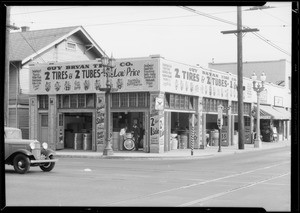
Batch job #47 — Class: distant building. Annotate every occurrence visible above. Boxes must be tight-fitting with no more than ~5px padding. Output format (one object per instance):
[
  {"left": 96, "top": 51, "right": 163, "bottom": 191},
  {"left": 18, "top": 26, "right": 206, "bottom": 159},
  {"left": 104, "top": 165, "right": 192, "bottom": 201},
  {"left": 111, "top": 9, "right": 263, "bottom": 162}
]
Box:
[
  {"left": 208, "top": 59, "right": 291, "bottom": 90},
  {"left": 8, "top": 26, "right": 105, "bottom": 138}
]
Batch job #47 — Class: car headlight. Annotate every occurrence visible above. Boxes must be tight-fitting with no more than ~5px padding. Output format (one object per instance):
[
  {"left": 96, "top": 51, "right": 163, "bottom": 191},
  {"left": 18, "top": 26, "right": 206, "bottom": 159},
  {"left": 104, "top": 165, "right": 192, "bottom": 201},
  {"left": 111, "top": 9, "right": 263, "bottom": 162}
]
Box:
[
  {"left": 42, "top": 142, "right": 48, "bottom": 149},
  {"left": 29, "top": 142, "right": 36, "bottom": 149}
]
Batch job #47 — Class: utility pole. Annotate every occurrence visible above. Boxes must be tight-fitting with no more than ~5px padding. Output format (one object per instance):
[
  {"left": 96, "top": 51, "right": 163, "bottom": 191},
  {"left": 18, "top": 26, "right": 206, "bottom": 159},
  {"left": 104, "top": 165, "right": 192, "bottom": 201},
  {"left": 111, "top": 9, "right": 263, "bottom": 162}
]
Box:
[
  {"left": 5, "top": 6, "right": 10, "bottom": 127},
  {"left": 221, "top": 6, "right": 259, "bottom": 149}
]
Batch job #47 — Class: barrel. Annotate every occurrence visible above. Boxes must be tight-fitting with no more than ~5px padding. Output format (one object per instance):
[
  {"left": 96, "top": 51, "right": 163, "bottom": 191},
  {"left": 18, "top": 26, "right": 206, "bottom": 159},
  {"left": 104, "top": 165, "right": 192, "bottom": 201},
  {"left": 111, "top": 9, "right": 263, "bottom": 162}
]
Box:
[
  {"left": 211, "top": 130, "right": 219, "bottom": 146},
  {"left": 171, "top": 134, "right": 178, "bottom": 150},
  {"left": 179, "top": 134, "right": 188, "bottom": 149},
  {"left": 83, "top": 133, "right": 92, "bottom": 150},
  {"left": 74, "top": 133, "right": 83, "bottom": 150}
]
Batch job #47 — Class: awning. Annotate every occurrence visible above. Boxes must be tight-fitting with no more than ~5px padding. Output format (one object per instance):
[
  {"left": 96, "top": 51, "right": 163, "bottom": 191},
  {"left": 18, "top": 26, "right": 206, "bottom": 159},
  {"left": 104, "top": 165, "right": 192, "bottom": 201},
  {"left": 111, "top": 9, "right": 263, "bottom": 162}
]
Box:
[
  {"left": 253, "top": 105, "right": 290, "bottom": 120},
  {"left": 273, "top": 107, "right": 291, "bottom": 120}
]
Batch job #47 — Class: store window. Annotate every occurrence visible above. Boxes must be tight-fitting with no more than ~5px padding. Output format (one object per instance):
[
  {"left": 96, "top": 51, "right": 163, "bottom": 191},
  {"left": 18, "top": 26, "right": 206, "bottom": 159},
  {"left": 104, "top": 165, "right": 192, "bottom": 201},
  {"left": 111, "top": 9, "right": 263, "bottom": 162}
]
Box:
[
  {"left": 78, "top": 94, "right": 85, "bottom": 108},
  {"left": 185, "top": 96, "right": 189, "bottom": 109},
  {"left": 170, "top": 94, "right": 175, "bottom": 109},
  {"left": 38, "top": 95, "right": 48, "bottom": 109},
  {"left": 63, "top": 95, "right": 70, "bottom": 108},
  {"left": 165, "top": 93, "right": 170, "bottom": 108},
  {"left": 70, "top": 95, "right": 78, "bottom": 108},
  {"left": 58, "top": 94, "right": 95, "bottom": 109},
  {"left": 112, "top": 93, "right": 119, "bottom": 107},
  {"left": 111, "top": 92, "right": 149, "bottom": 108},
  {"left": 213, "top": 99, "right": 217, "bottom": 112},
  {"left": 209, "top": 99, "right": 213, "bottom": 112},
  {"left": 232, "top": 101, "right": 238, "bottom": 114},
  {"left": 164, "top": 93, "right": 196, "bottom": 110},
  {"left": 129, "top": 93, "right": 137, "bottom": 107},
  {"left": 175, "top": 95, "right": 180, "bottom": 108},
  {"left": 66, "top": 41, "right": 77, "bottom": 51},
  {"left": 120, "top": 93, "right": 128, "bottom": 107},
  {"left": 86, "top": 94, "right": 95, "bottom": 108},
  {"left": 138, "top": 93, "right": 146, "bottom": 107},
  {"left": 203, "top": 98, "right": 228, "bottom": 112},
  {"left": 180, "top": 95, "right": 185, "bottom": 109}
]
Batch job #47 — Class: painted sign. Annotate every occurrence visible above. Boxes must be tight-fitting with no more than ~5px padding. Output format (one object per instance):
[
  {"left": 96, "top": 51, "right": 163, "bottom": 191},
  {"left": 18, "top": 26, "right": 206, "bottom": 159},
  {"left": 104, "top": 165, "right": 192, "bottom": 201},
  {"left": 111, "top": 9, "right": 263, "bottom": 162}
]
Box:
[
  {"left": 29, "top": 59, "right": 159, "bottom": 94},
  {"left": 159, "top": 58, "right": 253, "bottom": 101},
  {"left": 260, "top": 89, "right": 268, "bottom": 104},
  {"left": 96, "top": 96, "right": 105, "bottom": 145},
  {"left": 159, "top": 117, "right": 164, "bottom": 145},
  {"left": 200, "top": 69, "right": 230, "bottom": 99},
  {"left": 274, "top": 96, "right": 283, "bottom": 107},
  {"left": 243, "top": 78, "right": 253, "bottom": 102},
  {"left": 29, "top": 57, "right": 253, "bottom": 102},
  {"left": 160, "top": 60, "right": 201, "bottom": 96},
  {"left": 150, "top": 115, "right": 160, "bottom": 144}
]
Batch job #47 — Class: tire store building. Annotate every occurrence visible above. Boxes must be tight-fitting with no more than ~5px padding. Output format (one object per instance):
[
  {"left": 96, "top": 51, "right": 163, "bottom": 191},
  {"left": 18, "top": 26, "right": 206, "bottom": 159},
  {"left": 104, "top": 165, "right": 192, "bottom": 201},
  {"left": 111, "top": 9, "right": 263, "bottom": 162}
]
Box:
[{"left": 28, "top": 55, "right": 291, "bottom": 153}]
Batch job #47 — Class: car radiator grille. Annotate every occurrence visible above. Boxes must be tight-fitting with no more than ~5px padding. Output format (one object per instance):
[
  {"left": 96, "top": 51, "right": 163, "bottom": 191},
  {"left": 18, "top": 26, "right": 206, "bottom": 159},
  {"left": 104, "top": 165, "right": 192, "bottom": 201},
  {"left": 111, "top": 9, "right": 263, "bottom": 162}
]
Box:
[{"left": 32, "top": 142, "right": 41, "bottom": 160}]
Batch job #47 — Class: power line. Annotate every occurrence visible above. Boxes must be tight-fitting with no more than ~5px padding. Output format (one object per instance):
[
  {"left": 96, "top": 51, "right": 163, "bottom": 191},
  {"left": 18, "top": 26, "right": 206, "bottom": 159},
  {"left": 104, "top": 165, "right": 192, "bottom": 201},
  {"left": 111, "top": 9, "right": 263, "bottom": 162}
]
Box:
[
  {"left": 179, "top": 6, "right": 291, "bottom": 56},
  {"left": 250, "top": 31, "right": 291, "bottom": 56},
  {"left": 258, "top": 9, "right": 289, "bottom": 24},
  {"left": 85, "top": 14, "right": 199, "bottom": 27},
  {"left": 11, "top": 6, "right": 80, "bottom": 15}
]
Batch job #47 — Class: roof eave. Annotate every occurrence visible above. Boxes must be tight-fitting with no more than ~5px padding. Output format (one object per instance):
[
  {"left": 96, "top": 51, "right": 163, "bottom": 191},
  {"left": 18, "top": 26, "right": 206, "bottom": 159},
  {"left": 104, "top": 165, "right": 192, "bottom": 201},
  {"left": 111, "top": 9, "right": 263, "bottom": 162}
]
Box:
[{"left": 21, "top": 26, "right": 105, "bottom": 65}]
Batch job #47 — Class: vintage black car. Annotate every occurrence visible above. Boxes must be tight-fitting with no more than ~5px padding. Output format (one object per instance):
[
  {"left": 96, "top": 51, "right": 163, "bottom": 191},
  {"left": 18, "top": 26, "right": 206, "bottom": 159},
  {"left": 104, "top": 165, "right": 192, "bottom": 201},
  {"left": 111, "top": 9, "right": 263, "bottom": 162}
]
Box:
[{"left": 4, "top": 127, "right": 58, "bottom": 174}]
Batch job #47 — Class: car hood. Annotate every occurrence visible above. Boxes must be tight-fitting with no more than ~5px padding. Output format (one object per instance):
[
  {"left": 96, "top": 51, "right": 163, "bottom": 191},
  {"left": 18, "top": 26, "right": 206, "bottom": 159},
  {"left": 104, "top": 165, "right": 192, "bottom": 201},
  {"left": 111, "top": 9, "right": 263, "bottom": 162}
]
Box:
[{"left": 5, "top": 138, "right": 39, "bottom": 145}]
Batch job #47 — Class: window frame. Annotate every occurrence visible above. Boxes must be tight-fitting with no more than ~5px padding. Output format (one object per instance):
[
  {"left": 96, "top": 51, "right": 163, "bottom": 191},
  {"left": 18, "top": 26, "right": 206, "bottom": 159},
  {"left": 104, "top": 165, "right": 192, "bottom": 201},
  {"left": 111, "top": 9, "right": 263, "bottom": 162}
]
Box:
[{"left": 66, "top": 41, "right": 77, "bottom": 51}]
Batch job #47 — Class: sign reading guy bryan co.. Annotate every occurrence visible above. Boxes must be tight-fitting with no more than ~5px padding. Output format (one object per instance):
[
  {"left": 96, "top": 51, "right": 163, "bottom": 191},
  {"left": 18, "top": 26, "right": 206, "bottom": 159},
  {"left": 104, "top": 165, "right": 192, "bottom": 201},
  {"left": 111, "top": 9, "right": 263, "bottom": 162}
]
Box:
[{"left": 29, "top": 59, "right": 159, "bottom": 94}]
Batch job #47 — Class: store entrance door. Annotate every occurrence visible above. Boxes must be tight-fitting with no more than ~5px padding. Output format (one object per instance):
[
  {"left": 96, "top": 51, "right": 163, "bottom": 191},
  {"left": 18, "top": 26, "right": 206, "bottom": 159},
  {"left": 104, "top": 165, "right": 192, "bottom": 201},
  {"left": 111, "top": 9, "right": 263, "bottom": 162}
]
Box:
[
  {"left": 63, "top": 113, "right": 93, "bottom": 150},
  {"left": 39, "top": 114, "right": 48, "bottom": 143},
  {"left": 113, "top": 111, "right": 147, "bottom": 151}
]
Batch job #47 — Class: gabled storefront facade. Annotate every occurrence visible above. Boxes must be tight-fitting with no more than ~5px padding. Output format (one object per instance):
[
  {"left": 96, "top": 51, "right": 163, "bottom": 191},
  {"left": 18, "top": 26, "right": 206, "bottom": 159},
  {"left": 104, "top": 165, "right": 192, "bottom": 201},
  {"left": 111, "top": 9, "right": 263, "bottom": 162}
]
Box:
[{"left": 7, "top": 26, "right": 105, "bottom": 139}]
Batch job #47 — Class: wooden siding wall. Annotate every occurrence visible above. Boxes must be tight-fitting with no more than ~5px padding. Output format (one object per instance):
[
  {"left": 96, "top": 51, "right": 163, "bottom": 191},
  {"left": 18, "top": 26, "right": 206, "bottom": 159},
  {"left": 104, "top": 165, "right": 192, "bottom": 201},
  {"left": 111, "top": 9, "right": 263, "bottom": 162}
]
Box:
[
  {"left": 9, "top": 31, "right": 101, "bottom": 140},
  {"left": 8, "top": 107, "right": 29, "bottom": 139},
  {"left": 9, "top": 63, "right": 20, "bottom": 104}
]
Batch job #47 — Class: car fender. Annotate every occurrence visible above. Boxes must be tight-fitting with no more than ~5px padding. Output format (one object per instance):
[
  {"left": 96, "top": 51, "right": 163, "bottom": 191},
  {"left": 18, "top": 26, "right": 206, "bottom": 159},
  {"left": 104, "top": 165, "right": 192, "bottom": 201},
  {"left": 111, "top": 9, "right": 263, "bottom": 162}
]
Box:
[
  {"left": 41, "top": 149, "right": 56, "bottom": 157},
  {"left": 5, "top": 149, "right": 33, "bottom": 164}
]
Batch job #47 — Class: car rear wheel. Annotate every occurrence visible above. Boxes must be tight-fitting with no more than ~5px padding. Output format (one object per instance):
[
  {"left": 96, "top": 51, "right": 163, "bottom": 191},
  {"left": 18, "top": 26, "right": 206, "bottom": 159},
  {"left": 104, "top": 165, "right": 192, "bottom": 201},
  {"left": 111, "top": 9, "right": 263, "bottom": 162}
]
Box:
[
  {"left": 13, "top": 154, "right": 30, "bottom": 174},
  {"left": 39, "top": 155, "right": 55, "bottom": 172}
]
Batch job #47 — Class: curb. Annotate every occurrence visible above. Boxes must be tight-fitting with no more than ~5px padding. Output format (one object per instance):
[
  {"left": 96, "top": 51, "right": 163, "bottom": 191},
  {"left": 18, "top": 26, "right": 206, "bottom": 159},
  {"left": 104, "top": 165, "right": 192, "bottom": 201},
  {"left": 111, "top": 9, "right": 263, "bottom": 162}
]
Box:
[{"left": 54, "top": 141, "right": 290, "bottom": 160}]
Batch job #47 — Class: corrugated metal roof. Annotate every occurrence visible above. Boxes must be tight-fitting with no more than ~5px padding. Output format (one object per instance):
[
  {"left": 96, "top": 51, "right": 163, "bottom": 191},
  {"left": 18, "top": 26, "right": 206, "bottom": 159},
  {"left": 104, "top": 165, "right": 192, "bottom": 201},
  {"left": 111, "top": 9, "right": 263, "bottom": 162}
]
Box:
[{"left": 9, "top": 26, "right": 80, "bottom": 62}]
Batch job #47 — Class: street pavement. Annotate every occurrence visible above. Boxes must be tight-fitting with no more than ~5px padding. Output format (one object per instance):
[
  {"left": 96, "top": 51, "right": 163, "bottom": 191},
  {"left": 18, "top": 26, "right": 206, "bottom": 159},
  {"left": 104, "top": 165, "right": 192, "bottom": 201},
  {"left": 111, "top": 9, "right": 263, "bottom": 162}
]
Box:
[{"left": 54, "top": 139, "right": 291, "bottom": 159}]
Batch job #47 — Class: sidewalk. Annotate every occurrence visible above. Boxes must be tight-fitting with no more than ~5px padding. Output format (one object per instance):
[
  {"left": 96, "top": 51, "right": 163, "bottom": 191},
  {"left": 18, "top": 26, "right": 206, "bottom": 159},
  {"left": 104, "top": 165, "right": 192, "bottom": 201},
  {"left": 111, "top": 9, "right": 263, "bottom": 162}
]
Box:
[{"left": 54, "top": 140, "right": 290, "bottom": 160}]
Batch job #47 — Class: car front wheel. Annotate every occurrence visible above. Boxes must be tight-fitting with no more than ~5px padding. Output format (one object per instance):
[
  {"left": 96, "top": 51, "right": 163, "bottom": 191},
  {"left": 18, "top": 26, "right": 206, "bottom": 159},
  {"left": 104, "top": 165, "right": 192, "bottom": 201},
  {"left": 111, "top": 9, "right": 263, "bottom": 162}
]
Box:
[
  {"left": 40, "top": 155, "right": 55, "bottom": 172},
  {"left": 13, "top": 154, "right": 30, "bottom": 174}
]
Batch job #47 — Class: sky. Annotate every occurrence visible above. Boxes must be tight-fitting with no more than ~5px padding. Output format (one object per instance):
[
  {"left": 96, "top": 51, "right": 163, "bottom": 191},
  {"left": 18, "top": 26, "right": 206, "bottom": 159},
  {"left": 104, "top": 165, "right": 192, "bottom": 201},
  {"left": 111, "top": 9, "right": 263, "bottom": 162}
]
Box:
[{"left": 9, "top": 2, "right": 292, "bottom": 68}]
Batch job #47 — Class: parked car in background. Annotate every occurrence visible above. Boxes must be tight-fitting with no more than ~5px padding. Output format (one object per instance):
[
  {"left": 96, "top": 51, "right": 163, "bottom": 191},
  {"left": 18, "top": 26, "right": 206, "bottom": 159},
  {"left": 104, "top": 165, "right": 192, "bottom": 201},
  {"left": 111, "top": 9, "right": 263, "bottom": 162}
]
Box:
[{"left": 4, "top": 127, "right": 58, "bottom": 174}]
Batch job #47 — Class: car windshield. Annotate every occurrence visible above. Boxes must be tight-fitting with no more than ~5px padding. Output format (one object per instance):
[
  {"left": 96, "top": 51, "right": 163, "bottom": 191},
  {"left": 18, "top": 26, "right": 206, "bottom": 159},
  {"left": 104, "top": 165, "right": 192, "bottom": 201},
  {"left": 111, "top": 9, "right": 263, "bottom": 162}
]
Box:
[{"left": 5, "top": 129, "right": 22, "bottom": 139}]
